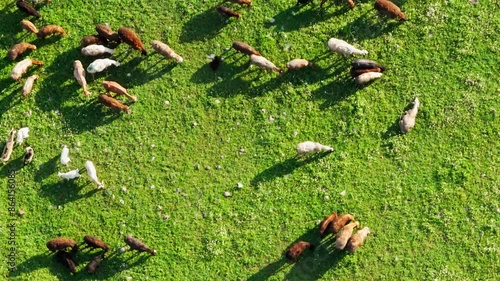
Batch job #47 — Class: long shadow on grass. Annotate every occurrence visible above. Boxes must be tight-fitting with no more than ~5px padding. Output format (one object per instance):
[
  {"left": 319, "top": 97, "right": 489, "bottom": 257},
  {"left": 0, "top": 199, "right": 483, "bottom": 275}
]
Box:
[
  {"left": 248, "top": 226, "right": 347, "bottom": 280},
  {"left": 336, "top": 11, "right": 404, "bottom": 42},
  {"left": 39, "top": 179, "right": 101, "bottom": 206},
  {"left": 9, "top": 251, "right": 152, "bottom": 280},
  {"left": 266, "top": 4, "right": 343, "bottom": 32},
  {"left": 179, "top": 8, "right": 229, "bottom": 43},
  {"left": 251, "top": 152, "right": 332, "bottom": 186}
]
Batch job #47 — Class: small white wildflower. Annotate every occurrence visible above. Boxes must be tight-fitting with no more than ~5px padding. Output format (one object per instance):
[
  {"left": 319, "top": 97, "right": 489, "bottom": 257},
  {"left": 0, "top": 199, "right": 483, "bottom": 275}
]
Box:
[
  {"left": 324, "top": 195, "right": 330, "bottom": 201},
  {"left": 151, "top": 185, "right": 155, "bottom": 189},
  {"left": 164, "top": 100, "right": 170, "bottom": 105},
  {"left": 127, "top": 73, "right": 131, "bottom": 77},
  {"left": 237, "top": 183, "right": 243, "bottom": 189},
  {"left": 269, "top": 116, "right": 275, "bottom": 122},
  {"left": 224, "top": 191, "right": 232, "bottom": 197},
  {"left": 121, "top": 187, "right": 127, "bottom": 192},
  {"left": 119, "top": 199, "right": 124, "bottom": 204},
  {"left": 269, "top": 18, "right": 275, "bottom": 24},
  {"left": 340, "top": 190, "right": 346, "bottom": 196},
  {"left": 215, "top": 99, "right": 220, "bottom": 104},
  {"left": 293, "top": 131, "right": 298, "bottom": 137}
]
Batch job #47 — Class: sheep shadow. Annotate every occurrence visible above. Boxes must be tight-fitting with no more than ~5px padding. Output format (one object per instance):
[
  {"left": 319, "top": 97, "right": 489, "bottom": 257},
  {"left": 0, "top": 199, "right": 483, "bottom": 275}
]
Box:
[
  {"left": 8, "top": 251, "right": 152, "bottom": 281},
  {"left": 38, "top": 178, "right": 101, "bottom": 206},
  {"left": 266, "top": 4, "right": 341, "bottom": 32},
  {"left": 179, "top": 8, "right": 229, "bottom": 43},
  {"left": 251, "top": 152, "right": 332, "bottom": 186},
  {"left": 336, "top": 11, "right": 404, "bottom": 42},
  {"left": 0, "top": 78, "right": 24, "bottom": 121},
  {"left": 60, "top": 100, "right": 122, "bottom": 135},
  {"left": 247, "top": 226, "right": 348, "bottom": 280}
]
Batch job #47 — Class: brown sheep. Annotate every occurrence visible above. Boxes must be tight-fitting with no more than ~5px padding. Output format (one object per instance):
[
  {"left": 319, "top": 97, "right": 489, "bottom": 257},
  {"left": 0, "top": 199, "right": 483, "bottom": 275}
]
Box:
[
  {"left": 329, "top": 213, "right": 354, "bottom": 235},
  {"left": 102, "top": 81, "right": 137, "bottom": 102},
  {"left": 285, "top": 241, "right": 315, "bottom": 261},
  {"left": 46, "top": 237, "right": 78, "bottom": 253},
  {"left": 319, "top": 212, "right": 337, "bottom": 237},
  {"left": 124, "top": 235, "right": 157, "bottom": 255},
  {"left": 374, "top": 0, "right": 406, "bottom": 21},
  {"left": 335, "top": 221, "right": 359, "bottom": 250},
  {"left": 84, "top": 235, "right": 109, "bottom": 252},
  {"left": 118, "top": 26, "right": 147, "bottom": 55},
  {"left": 20, "top": 19, "right": 38, "bottom": 34},
  {"left": 217, "top": 6, "right": 241, "bottom": 18},
  {"left": 95, "top": 24, "right": 121, "bottom": 43},
  {"left": 37, "top": 25, "right": 66, "bottom": 39},
  {"left": 98, "top": 94, "right": 131, "bottom": 114},
  {"left": 345, "top": 227, "right": 370, "bottom": 253},
  {"left": 7, "top": 42, "right": 37, "bottom": 60},
  {"left": 232, "top": 41, "right": 261, "bottom": 56},
  {"left": 56, "top": 251, "right": 76, "bottom": 274},
  {"left": 86, "top": 253, "right": 104, "bottom": 274}
]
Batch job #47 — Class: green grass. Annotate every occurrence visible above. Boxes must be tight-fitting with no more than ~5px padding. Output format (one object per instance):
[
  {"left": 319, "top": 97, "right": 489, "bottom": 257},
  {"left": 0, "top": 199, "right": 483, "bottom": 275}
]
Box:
[{"left": 0, "top": 0, "right": 498, "bottom": 280}]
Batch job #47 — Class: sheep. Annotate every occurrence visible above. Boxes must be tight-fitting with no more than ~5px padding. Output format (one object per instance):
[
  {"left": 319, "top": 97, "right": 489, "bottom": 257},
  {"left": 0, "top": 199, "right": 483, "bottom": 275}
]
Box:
[
  {"left": 232, "top": 41, "right": 261, "bottom": 56},
  {"left": 16, "top": 127, "right": 29, "bottom": 144},
  {"left": 102, "top": 81, "right": 137, "bottom": 102},
  {"left": 350, "top": 67, "right": 385, "bottom": 77},
  {"left": 86, "top": 253, "right": 104, "bottom": 274},
  {"left": 209, "top": 56, "right": 222, "bottom": 71},
  {"left": 319, "top": 212, "right": 337, "bottom": 237},
  {"left": 399, "top": 97, "right": 420, "bottom": 133},
  {"left": 227, "top": 0, "right": 252, "bottom": 6},
  {"left": 355, "top": 72, "right": 383, "bottom": 84},
  {"left": 58, "top": 169, "right": 81, "bottom": 180},
  {"left": 124, "top": 235, "right": 157, "bottom": 255},
  {"left": 335, "top": 221, "right": 359, "bottom": 250},
  {"left": 98, "top": 94, "right": 131, "bottom": 114},
  {"left": 329, "top": 213, "right": 355, "bottom": 235},
  {"left": 327, "top": 38, "right": 368, "bottom": 57},
  {"left": 83, "top": 235, "right": 110, "bottom": 252},
  {"left": 95, "top": 24, "right": 121, "bottom": 43},
  {"left": 81, "top": 44, "right": 115, "bottom": 56},
  {"left": 23, "top": 147, "right": 34, "bottom": 165},
  {"left": 46, "top": 237, "right": 79, "bottom": 252},
  {"left": 296, "top": 141, "right": 333, "bottom": 157},
  {"left": 10, "top": 58, "right": 43, "bottom": 81},
  {"left": 7, "top": 43, "right": 37, "bottom": 60},
  {"left": 151, "top": 40, "right": 183, "bottom": 63},
  {"left": 56, "top": 251, "right": 76, "bottom": 274},
  {"left": 87, "top": 58, "right": 120, "bottom": 74},
  {"left": 249, "top": 54, "right": 283, "bottom": 74},
  {"left": 16, "top": 0, "right": 41, "bottom": 18},
  {"left": 81, "top": 35, "right": 106, "bottom": 47},
  {"left": 345, "top": 227, "right": 370, "bottom": 253},
  {"left": 118, "top": 26, "right": 147, "bottom": 55},
  {"left": 285, "top": 241, "right": 315, "bottom": 261},
  {"left": 21, "top": 19, "right": 38, "bottom": 34},
  {"left": 217, "top": 6, "right": 241, "bottom": 18},
  {"left": 22, "top": 75, "right": 39, "bottom": 97},
  {"left": 1, "top": 129, "right": 17, "bottom": 163},
  {"left": 85, "top": 160, "right": 104, "bottom": 189},
  {"left": 286, "top": 59, "right": 313, "bottom": 70},
  {"left": 374, "top": 0, "right": 406, "bottom": 21},
  {"left": 73, "top": 60, "right": 90, "bottom": 96},
  {"left": 60, "top": 145, "right": 70, "bottom": 165},
  {"left": 351, "top": 59, "right": 385, "bottom": 71},
  {"left": 37, "top": 25, "right": 66, "bottom": 39}
]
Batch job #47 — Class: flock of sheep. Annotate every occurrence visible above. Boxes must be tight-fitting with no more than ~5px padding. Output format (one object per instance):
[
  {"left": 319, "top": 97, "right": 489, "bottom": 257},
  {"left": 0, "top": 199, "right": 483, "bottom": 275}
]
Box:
[{"left": 4, "top": 0, "right": 421, "bottom": 275}]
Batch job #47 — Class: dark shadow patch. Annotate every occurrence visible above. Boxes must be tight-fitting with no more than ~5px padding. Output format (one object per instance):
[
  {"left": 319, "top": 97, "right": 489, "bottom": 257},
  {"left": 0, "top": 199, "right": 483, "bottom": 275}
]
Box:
[
  {"left": 38, "top": 178, "right": 101, "bottom": 206},
  {"left": 179, "top": 9, "right": 229, "bottom": 43},
  {"left": 336, "top": 11, "right": 404, "bottom": 42},
  {"left": 34, "top": 154, "right": 59, "bottom": 182},
  {"left": 265, "top": 4, "right": 340, "bottom": 32}
]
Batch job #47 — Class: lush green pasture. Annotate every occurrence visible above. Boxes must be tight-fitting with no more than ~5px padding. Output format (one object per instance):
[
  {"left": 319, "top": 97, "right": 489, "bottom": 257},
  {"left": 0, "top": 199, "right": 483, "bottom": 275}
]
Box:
[{"left": 0, "top": 0, "right": 498, "bottom": 280}]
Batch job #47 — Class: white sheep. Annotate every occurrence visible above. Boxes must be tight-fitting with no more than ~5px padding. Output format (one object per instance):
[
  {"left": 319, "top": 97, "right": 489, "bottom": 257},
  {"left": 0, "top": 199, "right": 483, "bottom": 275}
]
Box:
[
  {"left": 58, "top": 169, "right": 81, "bottom": 180},
  {"left": 85, "top": 160, "right": 104, "bottom": 189},
  {"left": 327, "top": 38, "right": 368, "bottom": 57},
  {"left": 60, "top": 145, "right": 70, "bottom": 165},
  {"left": 81, "top": 44, "right": 115, "bottom": 56},
  {"left": 355, "top": 72, "right": 383, "bottom": 84},
  {"left": 399, "top": 97, "right": 420, "bottom": 133},
  {"left": 296, "top": 141, "right": 334, "bottom": 157},
  {"left": 16, "top": 127, "right": 29, "bottom": 144},
  {"left": 249, "top": 54, "right": 283, "bottom": 74},
  {"left": 87, "top": 59, "right": 120, "bottom": 74}
]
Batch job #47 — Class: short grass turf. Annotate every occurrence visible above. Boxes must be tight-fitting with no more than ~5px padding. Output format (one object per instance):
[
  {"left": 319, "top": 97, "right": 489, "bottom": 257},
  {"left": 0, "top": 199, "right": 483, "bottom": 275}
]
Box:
[{"left": 0, "top": 0, "right": 499, "bottom": 280}]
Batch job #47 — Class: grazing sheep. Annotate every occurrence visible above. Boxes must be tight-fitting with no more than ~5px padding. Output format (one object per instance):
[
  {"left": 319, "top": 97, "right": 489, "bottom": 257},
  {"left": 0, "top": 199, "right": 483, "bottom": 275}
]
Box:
[
  {"left": 16, "top": 127, "right": 29, "bottom": 144},
  {"left": 319, "top": 212, "right": 337, "bottom": 237},
  {"left": 351, "top": 59, "right": 385, "bottom": 71},
  {"left": 347, "top": 0, "right": 355, "bottom": 8},
  {"left": 249, "top": 54, "right": 283, "bottom": 74},
  {"left": 80, "top": 35, "right": 106, "bottom": 47},
  {"left": 355, "top": 72, "right": 383, "bottom": 84},
  {"left": 81, "top": 44, "right": 115, "bottom": 56},
  {"left": 118, "top": 26, "right": 147, "bottom": 55},
  {"left": 217, "top": 6, "right": 241, "bottom": 18},
  {"left": 286, "top": 59, "right": 313, "bottom": 70},
  {"left": 102, "top": 81, "right": 137, "bottom": 102},
  {"left": 16, "top": 0, "right": 40, "bottom": 18},
  {"left": 375, "top": 0, "right": 406, "bottom": 21},
  {"left": 84, "top": 235, "right": 109, "bottom": 252},
  {"left": 95, "top": 24, "right": 121, "bottom": 43},
  {"left": 2, "top": 129, "right": 17, "bottom": 163},
  {"left": 60, "top": 145, "right": 70, "bottom": 165},
  {"left": 98, "top": 94, "right": 131, "bottom": 114},
  {"left": 286, "top": 241, "right": 315, "bottom": 261},
  {"left": 23, "top": 147, "right": 34, "bottom": 165},
  {"left": 350, "top": 67, "right": 385, "bottom": 77},
  {"left": 58, "top": 169, "right": 81, "bottom": 180},
  {"left": 399, "top": 97, "right": 420, "bottom": 133},
  {"left": 232, "top": 41, "right": 261, "bottom": 56},
  {"left": 329, "top": 213, "right": 354, "bottom": 234},
  {"left": 87, "top": 58, "right": 120, "bottom": 74},
  {"left": 296, "top": 141, "right": 333, "bottom": 157},
  {"left": 227, "top": 0, "right": 252, "bottom": 5},
  {"left": 10, "top": 58, "right": 43, "bottom": 81},
  {"left": 124, "top": 235, "right": 157, "bottom": 255},
  {"left": 327, "top": 38, "right": 368, "bottom": 57},
  {"left": 209, "top": 56, "right": 222, "bottom": 71},
  {"left": 345, "top": 227, "right": 370, "bottom": 253},
  {"left": 22, "top": 75, "right": 39, "bottom": 97},
  {"left": 7, "top": 43, "right": 37, "bottom": 60},
  {"left": 37, "top": 25, "right": 66, "bottom": 39},
  {"left": 21, "top": 19, "right": 38, "bottom": 34},
  {"left": 86, "top": 253, "right": 104, "bottom": 274},
  {"left": 335, "top": 221, "right": 359, "bottom": 250},
  {"left": 46, "top": 237, "right": 78, "bottom": 252},
  {"left": 56, "top": 251, "right": 76, "bottom": 274},
  {"left": 151, "top": 40, "right": 183, "bottom": 63},
  {"left": 73, "top": 60, "right": 90, "bottom": 96},
  {"left": 85, "top": 160, "right": 104, "bottom": 189}
]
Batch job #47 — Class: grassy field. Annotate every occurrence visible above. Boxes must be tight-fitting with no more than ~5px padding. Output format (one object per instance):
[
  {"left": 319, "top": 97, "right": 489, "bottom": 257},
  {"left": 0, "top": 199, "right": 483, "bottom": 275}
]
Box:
[{"left": 0, "top": 0, "right": 498, "bottom": 280}]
